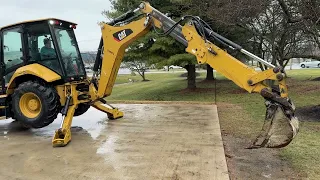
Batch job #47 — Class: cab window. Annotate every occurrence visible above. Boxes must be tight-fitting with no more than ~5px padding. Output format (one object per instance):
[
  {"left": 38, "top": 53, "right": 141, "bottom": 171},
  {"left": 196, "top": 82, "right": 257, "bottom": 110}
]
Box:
[
  {"left": 26, "top": 23, "right": 62, "bottom": 75},
  {"left": 2, "top": 28, "right": 24, "bottom": 83}
]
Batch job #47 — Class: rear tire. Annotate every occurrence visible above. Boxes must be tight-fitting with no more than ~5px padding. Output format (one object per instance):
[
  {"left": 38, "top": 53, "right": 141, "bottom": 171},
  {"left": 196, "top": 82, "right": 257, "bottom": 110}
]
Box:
[
  {"left": 74, "top": 103, "right": 90, "bottom": 116},
  {"left": 318, "top": 64, "right": 320, "bottom": 68},
  {"left": 11, "top": 81, "right": 60, "bottom": 128}
]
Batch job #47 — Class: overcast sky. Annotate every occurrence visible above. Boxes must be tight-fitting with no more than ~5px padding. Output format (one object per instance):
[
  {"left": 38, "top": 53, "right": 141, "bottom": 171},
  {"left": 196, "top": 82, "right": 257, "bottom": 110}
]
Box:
[{"left": 0, "top": 0, "right": 112, "bottom": 52}]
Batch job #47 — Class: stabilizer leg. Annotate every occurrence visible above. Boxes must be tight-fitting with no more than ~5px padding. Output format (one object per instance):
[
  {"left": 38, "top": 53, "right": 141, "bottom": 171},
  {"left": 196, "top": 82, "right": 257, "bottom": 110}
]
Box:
[
  {"left": 52, "top": 105, "right": 76, "bottom": 147},
  {"left": 92, "top": 101, "right": 123, "bottom": 120}
]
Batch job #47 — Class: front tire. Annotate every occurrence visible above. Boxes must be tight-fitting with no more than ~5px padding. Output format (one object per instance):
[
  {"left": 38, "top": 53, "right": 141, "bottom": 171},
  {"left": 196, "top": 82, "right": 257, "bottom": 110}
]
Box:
[
  {"left": 318, "top": 64, "right": 320, "bottom": 68},
  {"left": 301, "top": 64, "right": 305, "bottom": 68},
  {"left": 11, "top": 81, "right": 60, "bottom": 128}
]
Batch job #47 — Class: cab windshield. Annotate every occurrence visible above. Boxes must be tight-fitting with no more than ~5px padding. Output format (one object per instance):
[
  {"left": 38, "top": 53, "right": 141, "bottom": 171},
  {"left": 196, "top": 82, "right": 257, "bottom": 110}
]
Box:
[{"left": 53, "top": 27, "right": 85, "bottom": 77}]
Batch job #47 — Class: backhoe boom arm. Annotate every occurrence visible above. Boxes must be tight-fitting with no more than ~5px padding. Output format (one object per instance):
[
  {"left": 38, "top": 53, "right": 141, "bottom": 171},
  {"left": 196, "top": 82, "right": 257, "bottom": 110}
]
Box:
[{"left": 90, "top": 1, "right": 299, "bottom": 149}]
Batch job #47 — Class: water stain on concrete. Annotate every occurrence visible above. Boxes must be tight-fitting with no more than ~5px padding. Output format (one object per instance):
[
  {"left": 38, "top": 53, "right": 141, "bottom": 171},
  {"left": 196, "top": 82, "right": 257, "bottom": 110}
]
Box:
[{"left": 0, "top": 104, "right": 229, "bottom": 180}]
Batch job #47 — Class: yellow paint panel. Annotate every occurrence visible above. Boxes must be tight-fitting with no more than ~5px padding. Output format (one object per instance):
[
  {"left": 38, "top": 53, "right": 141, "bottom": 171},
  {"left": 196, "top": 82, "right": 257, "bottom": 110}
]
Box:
[
  {"left": 98, "top": 17, "right": 150, "bottom": 98},
  {"left": 182, "top": 25, "right": 259, "bottom": 92},
  {"left": 140, "top": 2, "right": 162, "bottom": 29},
  {"left": 6, "top": 64, "right": 61, "bottom": 93},
  {"left": 55, "top": 85, "right": 66, "bottom": 105},
  {"left": 181, "top": 24, "right": 280, "bottom": 95}
]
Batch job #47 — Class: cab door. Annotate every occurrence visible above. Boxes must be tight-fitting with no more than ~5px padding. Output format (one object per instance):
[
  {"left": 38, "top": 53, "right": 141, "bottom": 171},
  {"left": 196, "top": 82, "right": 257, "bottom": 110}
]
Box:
[{"left": 1, "top": 26, "right": 25, "bottom": 85}]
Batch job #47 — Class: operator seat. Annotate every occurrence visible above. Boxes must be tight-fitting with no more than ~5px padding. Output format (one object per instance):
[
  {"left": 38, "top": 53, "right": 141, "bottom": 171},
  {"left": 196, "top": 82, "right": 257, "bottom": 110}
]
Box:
[
  {"left": 30, "top": 39, "right": 41, "bottom": 61},
  {"left": 33, "top": 51, "right": 41, "bottom": 61}
]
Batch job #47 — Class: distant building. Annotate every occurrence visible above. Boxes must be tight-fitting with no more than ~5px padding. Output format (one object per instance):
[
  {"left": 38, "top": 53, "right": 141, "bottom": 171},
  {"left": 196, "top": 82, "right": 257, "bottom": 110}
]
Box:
[
  {"left": 80, "top": 51, "right": 130, "bottom": 74},
  {"left": 81, "top": 51, "right": 97, "bottom": 64}
]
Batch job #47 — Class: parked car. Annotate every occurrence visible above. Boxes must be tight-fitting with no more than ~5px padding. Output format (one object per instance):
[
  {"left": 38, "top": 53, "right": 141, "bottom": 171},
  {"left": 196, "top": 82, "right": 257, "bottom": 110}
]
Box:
[
  {"left": 169, "top": 65, "right": 183, "bottom": 69},
  {"left": 300, "top": 59, "right": 320, "bottom": 68},
  {"left": 162, "top": 65, "right": 183, "bottom": 71}
]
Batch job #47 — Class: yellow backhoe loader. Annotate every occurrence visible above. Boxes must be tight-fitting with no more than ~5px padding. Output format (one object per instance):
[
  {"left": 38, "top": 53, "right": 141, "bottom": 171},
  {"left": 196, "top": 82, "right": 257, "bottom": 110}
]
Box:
[{"left": 0, "top": 2, "right": 299, "bottom": 148}]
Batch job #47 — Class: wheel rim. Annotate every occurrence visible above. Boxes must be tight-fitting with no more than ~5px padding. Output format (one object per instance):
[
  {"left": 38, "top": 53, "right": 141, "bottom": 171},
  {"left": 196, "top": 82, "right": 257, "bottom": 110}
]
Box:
[{"left": 19, "top": 92, "right": 42, "bottom": 118}]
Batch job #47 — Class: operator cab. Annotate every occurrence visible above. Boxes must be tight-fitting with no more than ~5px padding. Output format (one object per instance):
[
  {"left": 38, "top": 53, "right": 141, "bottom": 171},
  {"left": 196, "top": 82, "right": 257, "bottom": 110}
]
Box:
[{"left": 0, "top": 18, "right": 86, "bottom": 92}]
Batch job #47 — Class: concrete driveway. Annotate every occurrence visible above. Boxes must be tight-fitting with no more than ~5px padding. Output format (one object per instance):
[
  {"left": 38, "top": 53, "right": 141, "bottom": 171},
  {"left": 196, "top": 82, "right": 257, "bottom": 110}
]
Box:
[{"left": 0, "top": 103, "right": 229, "bottom": 180}]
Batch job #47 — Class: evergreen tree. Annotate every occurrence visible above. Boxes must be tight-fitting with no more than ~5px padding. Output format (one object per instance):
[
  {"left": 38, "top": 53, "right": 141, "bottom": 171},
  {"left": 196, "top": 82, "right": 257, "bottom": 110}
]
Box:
[{"left": 104, "top": 0, "right": 198, "bottom": 88}]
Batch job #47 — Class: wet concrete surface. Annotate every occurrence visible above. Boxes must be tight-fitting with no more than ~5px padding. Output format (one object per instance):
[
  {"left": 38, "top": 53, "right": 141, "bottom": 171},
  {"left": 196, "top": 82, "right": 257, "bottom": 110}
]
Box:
[{"left": 0, "top": 104, "right": 229, "bottom": 180}]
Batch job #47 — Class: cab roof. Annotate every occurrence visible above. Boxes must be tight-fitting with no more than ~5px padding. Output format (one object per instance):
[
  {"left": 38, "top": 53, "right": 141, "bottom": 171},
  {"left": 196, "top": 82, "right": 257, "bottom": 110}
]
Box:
[{"left": 0, "top": 18, "right": 77, "bottom": 30}]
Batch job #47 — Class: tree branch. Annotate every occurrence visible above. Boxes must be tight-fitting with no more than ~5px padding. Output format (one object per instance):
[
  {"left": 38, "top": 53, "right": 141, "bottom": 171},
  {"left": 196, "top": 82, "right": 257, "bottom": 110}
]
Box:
[
  {"left": 277, "top": 0, "right": 303, "bottom": 23},
  {"left": 237, "top": 23, "right": 273, "bottom": 43}
]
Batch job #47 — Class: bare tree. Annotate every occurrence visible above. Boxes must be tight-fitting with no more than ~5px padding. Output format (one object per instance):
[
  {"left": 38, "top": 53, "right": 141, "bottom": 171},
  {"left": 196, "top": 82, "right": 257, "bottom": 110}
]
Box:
[
  {"left": 184, "top": 0, "right": 320, "bottom": 68},
  {"left": 124, "top": 61, "right": 149, "bottom": 81},
  {"left": 277, "top": 0, "right": 320, "bottom": 53},
  {"left": 239, "top": 0, "right": 320, "bottom": 68}
]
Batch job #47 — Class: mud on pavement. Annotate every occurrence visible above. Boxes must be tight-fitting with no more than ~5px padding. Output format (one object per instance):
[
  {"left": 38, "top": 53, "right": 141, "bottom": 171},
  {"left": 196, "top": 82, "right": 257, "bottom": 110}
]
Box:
[{"left": 0, "top": 104, "right": 229, "bottom": 180}]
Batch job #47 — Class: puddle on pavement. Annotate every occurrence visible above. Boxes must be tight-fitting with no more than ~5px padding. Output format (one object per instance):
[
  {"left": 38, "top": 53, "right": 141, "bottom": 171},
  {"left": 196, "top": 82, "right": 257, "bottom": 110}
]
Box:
[
  {"left": 0, "top": 104, "right": 230, "bottom": 180},
  {"left": 96, "top": 134, "right": 118, "bottom": 155},
  {"left": 0, "top": 107, "right": 109, "bottom": 140}
]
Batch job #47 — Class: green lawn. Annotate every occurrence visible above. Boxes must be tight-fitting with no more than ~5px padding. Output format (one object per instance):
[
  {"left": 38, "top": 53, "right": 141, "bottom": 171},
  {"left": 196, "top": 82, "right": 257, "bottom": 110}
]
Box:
[{"left": 108, "top": 69, "right": 320, "bottom": 179}]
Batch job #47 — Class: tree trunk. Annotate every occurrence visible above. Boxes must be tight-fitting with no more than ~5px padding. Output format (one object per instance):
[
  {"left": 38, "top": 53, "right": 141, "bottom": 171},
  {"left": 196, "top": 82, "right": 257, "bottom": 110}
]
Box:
[
  {"left": 206, "top": 64, "right": 215, "bottom": 80},
  {"left": 283, "top": 59, "right": 290, "bottom": 67},
  {"left": 186, "top": 64, "right": 196, "bottom": 89},
  {"left": 141, "top": 71, "right": 146, "bottom": 81}
]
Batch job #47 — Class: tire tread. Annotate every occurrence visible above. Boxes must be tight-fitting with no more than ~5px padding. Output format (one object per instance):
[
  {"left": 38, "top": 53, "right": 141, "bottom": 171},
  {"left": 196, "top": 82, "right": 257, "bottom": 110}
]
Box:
[{"left": 12, "top": 80, "right": 60, "bottom": 128}]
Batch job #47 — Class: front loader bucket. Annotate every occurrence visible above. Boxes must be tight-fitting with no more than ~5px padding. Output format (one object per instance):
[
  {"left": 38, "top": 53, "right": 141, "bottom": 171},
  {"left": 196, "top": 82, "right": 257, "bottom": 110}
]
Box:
[{"left": 248, "top": 104, "right": 299, "bottom": 149}]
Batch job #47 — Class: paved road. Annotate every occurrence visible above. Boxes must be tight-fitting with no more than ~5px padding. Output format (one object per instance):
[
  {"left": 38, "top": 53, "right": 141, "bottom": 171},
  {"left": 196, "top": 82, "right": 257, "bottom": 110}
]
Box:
[
  {"left": 0, "top": 103, "right": 229, "bottom": 180},
  {"left": 107, "top": 63, "right": 317, "bottom": 75}
]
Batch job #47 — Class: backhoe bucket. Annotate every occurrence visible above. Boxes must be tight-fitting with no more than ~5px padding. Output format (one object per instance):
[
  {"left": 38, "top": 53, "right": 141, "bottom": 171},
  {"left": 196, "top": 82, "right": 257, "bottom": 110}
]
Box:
[{"left": 248, "top": 103, "right": 299, "bottom": 149}]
